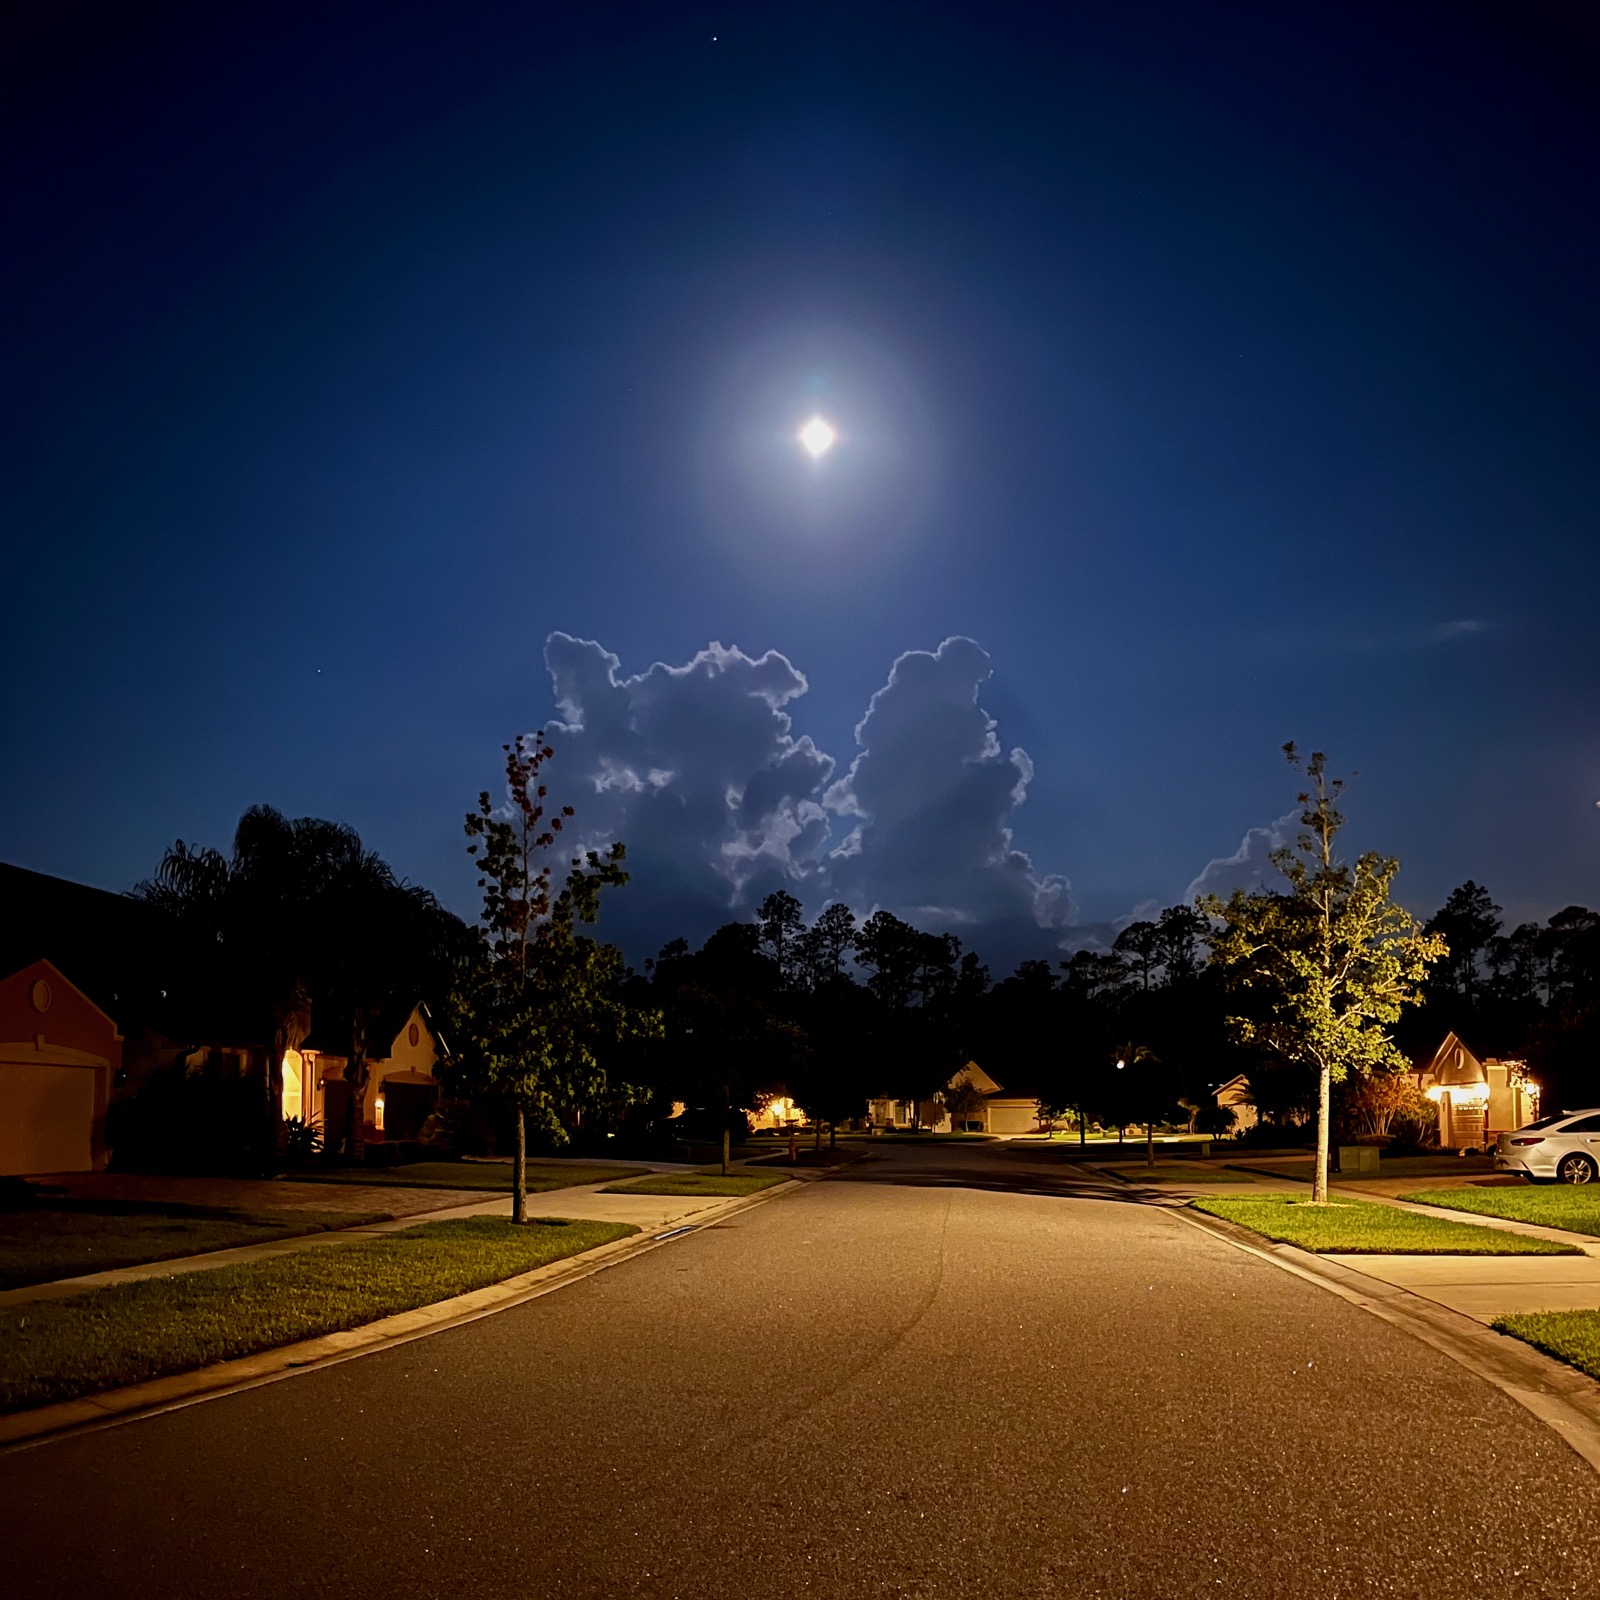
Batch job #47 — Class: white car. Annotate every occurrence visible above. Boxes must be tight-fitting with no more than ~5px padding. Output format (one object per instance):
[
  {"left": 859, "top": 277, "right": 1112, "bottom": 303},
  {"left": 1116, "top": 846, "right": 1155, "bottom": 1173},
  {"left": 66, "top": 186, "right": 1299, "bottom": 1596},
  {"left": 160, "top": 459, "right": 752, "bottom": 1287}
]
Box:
[{"left": 1496, "top": 1110, "right": 1600, "bottom": 1185}]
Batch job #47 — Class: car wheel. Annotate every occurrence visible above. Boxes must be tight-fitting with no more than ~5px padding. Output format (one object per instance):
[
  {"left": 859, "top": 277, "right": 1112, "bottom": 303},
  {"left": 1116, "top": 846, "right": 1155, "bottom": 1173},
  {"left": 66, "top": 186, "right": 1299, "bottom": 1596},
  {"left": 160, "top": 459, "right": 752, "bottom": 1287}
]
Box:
[{"left": 1557, "top": 1153, "right": 1597, "bottom": 1185}]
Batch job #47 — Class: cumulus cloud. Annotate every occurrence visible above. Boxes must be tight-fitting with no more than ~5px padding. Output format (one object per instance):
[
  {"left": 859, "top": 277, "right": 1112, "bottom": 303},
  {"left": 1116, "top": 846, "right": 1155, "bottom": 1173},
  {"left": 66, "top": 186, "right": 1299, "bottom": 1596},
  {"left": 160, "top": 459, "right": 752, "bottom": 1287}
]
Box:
[
  {"left": 541, "top": 634, "right": 833, "bottom": 949},
  {"left": 1182, "top": 811, "right": 1299, "bottom": 904},
  {"left": 534, "top": 631, "right": 1069, "bottom": 958},
  {"left": 824, "top": 637, "right": 1071, "bottom": 932}
]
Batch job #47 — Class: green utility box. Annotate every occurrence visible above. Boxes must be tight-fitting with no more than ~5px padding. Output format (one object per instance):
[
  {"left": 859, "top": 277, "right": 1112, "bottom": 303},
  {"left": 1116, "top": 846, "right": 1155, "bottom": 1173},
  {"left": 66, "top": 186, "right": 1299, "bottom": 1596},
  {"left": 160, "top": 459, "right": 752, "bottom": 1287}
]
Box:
[{"left": 1337, "top": 1144, "right": 1381, "bottom": 1175}]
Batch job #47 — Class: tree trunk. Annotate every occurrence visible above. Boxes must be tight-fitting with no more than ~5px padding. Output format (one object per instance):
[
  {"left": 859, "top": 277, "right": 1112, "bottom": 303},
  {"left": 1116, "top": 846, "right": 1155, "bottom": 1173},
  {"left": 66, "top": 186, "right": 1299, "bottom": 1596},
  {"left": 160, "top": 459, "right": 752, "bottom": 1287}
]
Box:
[
  {"left": 1146, "top": 1121, "right": 1155, "bottom": 1168},
  {"left": 512, "top": 1106, "right": 528, "bottom": 1225},
  {"left": 813, "top": 1119, "right": 822, "bottom": 1153},
  {"left": 346, "top": 1008, "right": 370, "bottom": 1166},
  {"left": 261, "top": 1043, "right": 284, "bottom": 1172},
  {"left": 721, "top": 1086, "right": 731, "bottom": 1176},
  {"left": 1312, "top": 1061, "right": 1332, "bottom": 1204},
  {"left": 1077, "top": 1109, "right": 1087, "bottom": 1148},
  {"left": 829, "top": 1121, "right": 836, "bottom": 1153}
]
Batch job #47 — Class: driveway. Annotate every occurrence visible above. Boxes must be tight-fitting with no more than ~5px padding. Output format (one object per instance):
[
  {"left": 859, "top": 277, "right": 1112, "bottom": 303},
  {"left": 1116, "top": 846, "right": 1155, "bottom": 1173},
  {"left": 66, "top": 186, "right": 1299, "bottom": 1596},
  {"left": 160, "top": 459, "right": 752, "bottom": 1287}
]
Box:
[{"left": 36, "top": 1169, "right": 512, "bottom": 1218}]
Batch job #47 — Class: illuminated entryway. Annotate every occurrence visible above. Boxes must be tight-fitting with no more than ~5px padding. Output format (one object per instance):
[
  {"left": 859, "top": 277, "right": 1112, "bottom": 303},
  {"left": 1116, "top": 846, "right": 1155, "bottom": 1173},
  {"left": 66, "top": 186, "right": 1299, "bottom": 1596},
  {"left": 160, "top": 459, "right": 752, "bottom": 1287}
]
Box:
[
  {"left": 1416, "top": 1032, "right": 1539, "bottom": 1150},
  {"left": 281, "top": 1048, "right": 314, "bottom": 1121}
]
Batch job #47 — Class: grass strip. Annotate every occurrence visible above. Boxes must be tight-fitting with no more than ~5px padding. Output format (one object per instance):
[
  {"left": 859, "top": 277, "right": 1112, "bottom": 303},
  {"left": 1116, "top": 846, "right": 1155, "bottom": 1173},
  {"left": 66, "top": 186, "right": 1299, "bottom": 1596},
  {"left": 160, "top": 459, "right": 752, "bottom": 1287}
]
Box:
[
  {"left": 602, "top": 1171, "right": 791, "bottom": 1197},
  {"left": 1494, "top": 1311, "right": 1600, "bottom": 1381},
  {"left": 1400, "top": 1186, "right": 1600, "bottom": 1238},
  {"left": 0, "top": 1216, "right": 634, "bottom": 1414},
  {"left": 1191, "top": 1194, "right": 1580, "bottom": 1255},
  {"left": 0, "top": 1208, "right": 370, "bottom": 1292},
  {"left": 291, "top": 1160, "right": 646, "bottom": 1192}
]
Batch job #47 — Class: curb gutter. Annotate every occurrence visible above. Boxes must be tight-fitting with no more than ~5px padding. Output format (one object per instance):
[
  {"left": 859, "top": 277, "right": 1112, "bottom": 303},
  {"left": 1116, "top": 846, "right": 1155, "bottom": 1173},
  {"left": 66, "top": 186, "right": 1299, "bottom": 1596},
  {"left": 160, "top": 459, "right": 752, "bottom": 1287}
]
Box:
[
  {"left": 1174, "top": 1203, "right": 1600, "bottom": 1476},
  {"left": 0, "top": 1179, "right": 802, "bottom": 1454}
]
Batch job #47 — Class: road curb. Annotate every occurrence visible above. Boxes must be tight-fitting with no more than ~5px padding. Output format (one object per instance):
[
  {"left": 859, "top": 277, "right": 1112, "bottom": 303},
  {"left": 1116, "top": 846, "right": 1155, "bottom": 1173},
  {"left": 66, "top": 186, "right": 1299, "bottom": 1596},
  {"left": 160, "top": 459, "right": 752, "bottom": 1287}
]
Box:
[
  {"left": 1173, "top": 1202, "right": 1600, "bottom": 1476},
  {"left": 0, "top": 1179, "right": 803, "bottom": 1454}
]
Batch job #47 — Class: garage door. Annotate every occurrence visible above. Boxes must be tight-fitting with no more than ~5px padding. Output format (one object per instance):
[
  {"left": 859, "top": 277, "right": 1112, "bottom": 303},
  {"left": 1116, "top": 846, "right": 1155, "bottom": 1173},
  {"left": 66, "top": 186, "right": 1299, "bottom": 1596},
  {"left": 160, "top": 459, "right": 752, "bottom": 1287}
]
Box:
[
  {"left": 988, "top": 1100, "right": 1041, "bottom": 1135},
  {"left": 0, "top": 1060, "right": 95, "bottom": 1175}
]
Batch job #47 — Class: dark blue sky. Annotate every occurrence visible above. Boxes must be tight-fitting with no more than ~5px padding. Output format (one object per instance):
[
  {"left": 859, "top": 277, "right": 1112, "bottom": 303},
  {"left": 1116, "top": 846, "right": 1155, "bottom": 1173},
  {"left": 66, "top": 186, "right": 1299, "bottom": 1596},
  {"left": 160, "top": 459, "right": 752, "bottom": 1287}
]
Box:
[{"left": 5, "top": 2, "right": 1596, "bottom": 960}]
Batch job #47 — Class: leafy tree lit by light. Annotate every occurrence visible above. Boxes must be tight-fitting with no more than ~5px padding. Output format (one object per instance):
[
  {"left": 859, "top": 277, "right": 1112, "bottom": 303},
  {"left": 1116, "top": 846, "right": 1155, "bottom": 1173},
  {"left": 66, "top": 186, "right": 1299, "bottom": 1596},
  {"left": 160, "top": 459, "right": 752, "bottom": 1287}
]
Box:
[{"left": 1202, "top": 745, "right": 1446, "bottom": 1204}]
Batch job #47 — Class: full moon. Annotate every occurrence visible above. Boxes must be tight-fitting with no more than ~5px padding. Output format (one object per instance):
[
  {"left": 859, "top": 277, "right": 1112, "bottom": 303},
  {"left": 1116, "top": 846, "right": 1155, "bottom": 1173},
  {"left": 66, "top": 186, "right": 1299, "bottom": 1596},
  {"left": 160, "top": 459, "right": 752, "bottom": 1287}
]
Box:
[{"left": 798, "top": 416, "right": 837, "bottom": 458}]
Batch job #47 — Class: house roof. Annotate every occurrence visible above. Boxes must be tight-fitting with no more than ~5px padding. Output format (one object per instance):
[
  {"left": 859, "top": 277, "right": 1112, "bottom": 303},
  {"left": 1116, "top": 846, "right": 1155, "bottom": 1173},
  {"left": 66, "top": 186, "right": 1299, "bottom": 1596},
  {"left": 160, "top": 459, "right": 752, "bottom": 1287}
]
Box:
[
  {"left": 1418, "top": 1031, "right": 1488, "bottom": 1089},
  {"left": 951, "top": 1060, "right": 1003, "bottom": 1095},
  {"left": 304, "top": 1000, "right": 439, "bottom": 1059},
  {"left": 0, "top": 957, "right": 123, "bottom": 1047},
  {"left": 0, "top": 862, "right": 183, "bottom": 1031}
]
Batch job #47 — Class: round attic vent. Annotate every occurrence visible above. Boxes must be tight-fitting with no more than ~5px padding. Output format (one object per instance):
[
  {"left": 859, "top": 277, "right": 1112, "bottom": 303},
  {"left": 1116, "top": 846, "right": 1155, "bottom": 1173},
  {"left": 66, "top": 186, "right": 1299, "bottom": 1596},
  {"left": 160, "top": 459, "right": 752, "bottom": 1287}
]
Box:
[{"left": 30, "top": 978, "right": 52, "bottom": 1013}]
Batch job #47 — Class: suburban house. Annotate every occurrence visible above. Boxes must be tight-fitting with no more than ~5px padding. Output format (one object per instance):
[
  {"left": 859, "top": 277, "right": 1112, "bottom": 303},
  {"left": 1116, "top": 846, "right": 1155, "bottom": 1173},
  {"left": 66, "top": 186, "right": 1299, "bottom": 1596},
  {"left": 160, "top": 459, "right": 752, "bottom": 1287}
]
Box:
[
  {"left": 0, "top": 959, "right": 121, "bottom": 1175},
  {"left": 869, "top": 1062, "right": 1046, "bottom": 1136},
  {"left": 1414, "top": 1031, "right": 1539, "bottom": 1150},
  {"left": 1212, "top": 1074, "right": 1259, "bottom": 1133},
  {"left": 2, "top": 862, "right": 448, "bottom": 1164},
  {"left": 286, "top": 1004, "right": 446, "bottom": 1144}
]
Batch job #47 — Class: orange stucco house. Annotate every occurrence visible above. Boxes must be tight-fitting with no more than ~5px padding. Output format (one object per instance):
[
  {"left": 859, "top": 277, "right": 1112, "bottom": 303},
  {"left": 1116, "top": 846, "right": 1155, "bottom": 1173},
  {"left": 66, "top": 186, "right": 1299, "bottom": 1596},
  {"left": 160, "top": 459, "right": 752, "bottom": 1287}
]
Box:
[{"left": 0, "top": 959, "right": 121, "bottom": 1175}]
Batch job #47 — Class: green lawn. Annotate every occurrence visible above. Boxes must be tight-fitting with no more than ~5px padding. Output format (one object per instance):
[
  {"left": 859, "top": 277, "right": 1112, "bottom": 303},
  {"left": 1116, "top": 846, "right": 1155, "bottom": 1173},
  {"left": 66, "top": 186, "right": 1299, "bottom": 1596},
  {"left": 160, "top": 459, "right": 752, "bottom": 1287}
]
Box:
[
  {"left": 1191, "top": 1194, "right": 1581, "bottom": 1255},
  {"left": 1494, "top": 1311, "right": 1600, "bottom": 1382},
  {"left": 601, "top": 1171, "right": 792, "bottom": 1197},
  {"left": 1401, "top": 1186, "right": 1600, "bottom": 1238},
  {"left": 295, "top": 1160, "right": 646, "bottom": 1192},
  {"left": 0, "top": 1216, "right": 634, "bottom": 1414},
  {"left": 0, "top": 1206, "right": 369, "bottom": 1292}
]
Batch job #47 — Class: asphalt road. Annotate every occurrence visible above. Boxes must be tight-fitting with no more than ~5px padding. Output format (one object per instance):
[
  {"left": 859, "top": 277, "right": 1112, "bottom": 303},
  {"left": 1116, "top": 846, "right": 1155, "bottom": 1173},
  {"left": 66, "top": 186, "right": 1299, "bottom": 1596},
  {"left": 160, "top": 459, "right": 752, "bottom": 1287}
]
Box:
[{"left": 7, "top": 1140, "right": 1600, "bottom": 1599}]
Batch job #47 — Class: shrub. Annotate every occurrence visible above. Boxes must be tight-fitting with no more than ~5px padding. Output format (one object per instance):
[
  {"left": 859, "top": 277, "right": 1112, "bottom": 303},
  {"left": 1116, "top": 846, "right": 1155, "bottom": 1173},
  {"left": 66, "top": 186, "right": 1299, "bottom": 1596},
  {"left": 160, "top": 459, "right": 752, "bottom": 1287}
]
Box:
[
  {"left": 1338, "top": 1072, "right": 1434, "bottom": 1142},
  {"left": 1231, "top": 1118, "right": 1314, "bottom": 1149},
  {"left": 281, "top": 1116, "right": 324, "bottom": 1168}
]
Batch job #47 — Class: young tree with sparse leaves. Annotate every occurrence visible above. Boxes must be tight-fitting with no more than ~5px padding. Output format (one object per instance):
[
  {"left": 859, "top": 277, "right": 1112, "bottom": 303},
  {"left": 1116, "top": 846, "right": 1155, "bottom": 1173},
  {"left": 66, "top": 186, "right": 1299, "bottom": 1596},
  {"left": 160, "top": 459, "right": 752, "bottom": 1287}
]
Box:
[
  {"left": 1203, "top": 745, "right": 1446, "bottom": 1203},
  {"left": 444, "top": 734, "right": 658, "bottom": 1222},
  {"left": 941, "top": 1073, "right": 989, "bottom": 1131}
]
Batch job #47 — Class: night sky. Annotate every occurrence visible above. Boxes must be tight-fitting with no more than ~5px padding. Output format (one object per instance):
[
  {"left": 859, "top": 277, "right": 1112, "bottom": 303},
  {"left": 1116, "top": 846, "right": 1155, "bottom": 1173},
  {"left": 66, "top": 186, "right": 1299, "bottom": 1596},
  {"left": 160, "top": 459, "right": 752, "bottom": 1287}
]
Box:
[{"left": 5, "top": 2, "right": 1597, "bottom": 964}]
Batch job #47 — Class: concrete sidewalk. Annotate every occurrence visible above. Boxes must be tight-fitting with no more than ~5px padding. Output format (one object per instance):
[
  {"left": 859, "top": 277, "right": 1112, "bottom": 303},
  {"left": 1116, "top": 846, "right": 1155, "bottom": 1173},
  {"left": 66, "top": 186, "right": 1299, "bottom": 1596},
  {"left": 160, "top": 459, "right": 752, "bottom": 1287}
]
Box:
[
  {"left": 1321, "top": 1250, "right": 1600, "bottom": 1321},
  {"left": 0, "top": 1178, "right": 771, "bottom": 1310}
]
